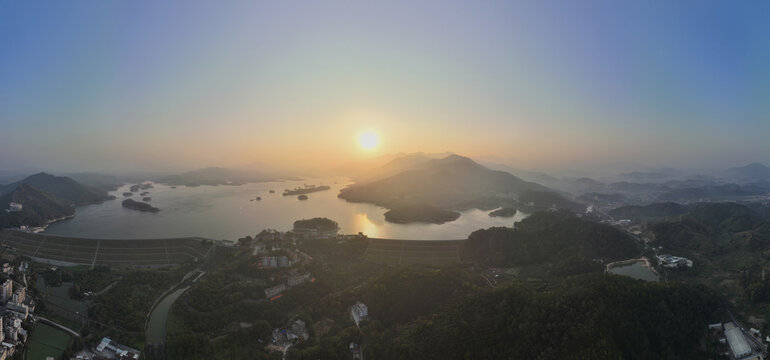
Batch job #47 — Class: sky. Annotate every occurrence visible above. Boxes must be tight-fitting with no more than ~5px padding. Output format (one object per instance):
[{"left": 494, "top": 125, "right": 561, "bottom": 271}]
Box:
[{"left": 1, "top": 1, "right": 769, "bottom": 173}]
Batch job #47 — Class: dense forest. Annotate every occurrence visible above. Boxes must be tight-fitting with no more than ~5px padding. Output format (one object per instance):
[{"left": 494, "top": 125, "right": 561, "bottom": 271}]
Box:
[
  {"left": 462, "top": 210, "right": 640, "bottom": 269},
  {"left": 363, "top": 274, "right": 723, "bottom": 360}
]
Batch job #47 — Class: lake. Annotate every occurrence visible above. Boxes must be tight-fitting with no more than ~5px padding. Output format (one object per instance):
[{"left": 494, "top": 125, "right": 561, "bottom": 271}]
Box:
[
  {"left": 44, "top": 178, "right": 528, "bottom": 241},
  {"left": 609, "top": 261, "right": 659, "bottom": 282}
]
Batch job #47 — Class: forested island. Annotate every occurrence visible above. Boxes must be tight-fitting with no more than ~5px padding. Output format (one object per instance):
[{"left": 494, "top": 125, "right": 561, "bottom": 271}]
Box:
[
  {"left": 283, "top": 185, "right": 331, "bottom": 196},
  {"left": 122, "top": 199, "right": 160, "bottom": 212},
  {"left": 488, "top": 207, "right": 517, "bottom": 217},
  {"left": 384, "top": 204, "right": 461, "bottom": 224},
  {"left": 293, "top": 217, "right": 339, "bottom": 232}
]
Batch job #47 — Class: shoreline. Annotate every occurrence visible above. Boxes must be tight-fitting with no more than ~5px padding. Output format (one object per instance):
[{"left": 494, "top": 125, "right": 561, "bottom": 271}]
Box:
[{"left": 6, "top": 213, "right": 76, "bottom": 234}]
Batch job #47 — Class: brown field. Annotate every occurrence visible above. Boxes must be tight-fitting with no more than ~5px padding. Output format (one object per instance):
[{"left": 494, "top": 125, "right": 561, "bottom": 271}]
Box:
[
  {"left": 0, "top": 230, "right": 211, "bottom": 267},
  {"left": 363, "top": 238, "right": 463, "bottom": 266}
]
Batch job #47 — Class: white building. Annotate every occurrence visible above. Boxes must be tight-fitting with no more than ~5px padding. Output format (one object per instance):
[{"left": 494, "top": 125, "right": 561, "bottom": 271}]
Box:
[
  {"left": 656, "top": 254, "right": 693, "bottom": 268},
  {"left": 724, "top": 322, "right": 751, "bottom": 358},
  {"left": 351, "top": 302, "right": 368, "bottom": 325},
  {"left": 7, "top": 203, "right": 22, "bottom": 213},
  {"left": 95, "top": 337, "right": 141, "bottom": 360}
]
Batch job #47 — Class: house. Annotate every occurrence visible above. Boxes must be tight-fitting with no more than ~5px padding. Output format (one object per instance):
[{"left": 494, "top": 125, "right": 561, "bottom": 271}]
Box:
[
  {"left": 288, "top": 273, "right": 311, "bottom": 287},
  {"left": 264, "top": 284, "right": 286, "bottom": 299}
]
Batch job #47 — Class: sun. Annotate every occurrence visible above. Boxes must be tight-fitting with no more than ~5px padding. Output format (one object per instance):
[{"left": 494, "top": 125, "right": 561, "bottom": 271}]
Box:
[{"left": 357, "top": 130, "right": 380, "bottom": 151}]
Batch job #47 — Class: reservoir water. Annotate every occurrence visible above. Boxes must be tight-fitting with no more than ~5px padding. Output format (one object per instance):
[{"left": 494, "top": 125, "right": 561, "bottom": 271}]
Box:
[
  {"left": 44, "top": 178, "right": 528, "bottom": 241},
  {"left": 609, "top": 261, "right": 659, "bottom": 282}
]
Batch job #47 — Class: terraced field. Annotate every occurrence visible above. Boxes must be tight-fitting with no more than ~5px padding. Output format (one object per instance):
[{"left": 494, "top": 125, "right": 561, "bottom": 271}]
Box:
[
  {"left": 0, "top": 230, "right": 211, "bottom": 267},
  {"left": 364, "top": 238, "right": 463, "bottom": 266}
]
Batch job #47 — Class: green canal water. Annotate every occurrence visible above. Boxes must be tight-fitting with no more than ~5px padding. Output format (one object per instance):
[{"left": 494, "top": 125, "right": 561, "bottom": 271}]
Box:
[
  {"left": 146, "top": 287, "right": 189, "bottom": 344},
  {"left": 609, "top": 261, "right": 659, "bottom": 282}
]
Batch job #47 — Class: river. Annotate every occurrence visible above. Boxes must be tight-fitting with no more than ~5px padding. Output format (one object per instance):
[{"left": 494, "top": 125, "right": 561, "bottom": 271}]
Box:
[{"left": 43, "top": 177, "right": 528, "bottom": 240}]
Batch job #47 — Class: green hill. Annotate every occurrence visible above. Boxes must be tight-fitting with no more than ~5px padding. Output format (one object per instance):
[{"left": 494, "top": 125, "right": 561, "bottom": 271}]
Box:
[
  {"left": 0, "top": 172, "right": 112, "bottom": 206},
  {"left": 364, "top": 274, "right": 721, "bottom": 360},
  {"left": 462, "top": 210, "right": 640, "bottom": 269},
  {"left": 0, "top": 184, "right": 74, "bottom": 228},
  {"left": 610, "top": 202, "right": 688, "bottom": 220}
]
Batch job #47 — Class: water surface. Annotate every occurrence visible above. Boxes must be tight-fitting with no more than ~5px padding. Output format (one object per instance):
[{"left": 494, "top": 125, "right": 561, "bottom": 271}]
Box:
[
  {"left": 146, "top": 287, "right": 189, "bottom": 344},
  {"left": 45, "top": 178, "right": 527, "bottom": 240},
  {"left": 609, "top": 261, "right": 659, "bottom": 282}
]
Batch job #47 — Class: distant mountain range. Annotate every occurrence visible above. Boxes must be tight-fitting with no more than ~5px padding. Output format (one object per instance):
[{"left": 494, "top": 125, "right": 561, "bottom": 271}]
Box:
[
  {"left": 338, "top": 154, "right": 582, "bottom": 223},
  {"left": 156, "top": 167, "right": 298, "bottom": 186},
  {"left": 721, "top": 163, "right": 770, "bottom": 183}
]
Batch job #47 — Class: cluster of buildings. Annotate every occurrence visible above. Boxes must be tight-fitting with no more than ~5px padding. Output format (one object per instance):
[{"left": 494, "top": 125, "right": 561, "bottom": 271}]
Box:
[
  {"left": 351, "top": 302, "right": 368, "bottom": 326},
  {"left": 291, "top": 226, "right": 338, "bottom": 240},
  {"left": 94, "top": 337, "right": 141, "bottom": 360},
  {"left": 656, "top": 254, "right": 693, "bottom": 268},
  {"left": 0, "top": 279, "right": 35, "bottom": 359},
  {"left": 271, "top": 319, "right": 308, "bottom": 345},
  {"left": 264, "top": 272, "right": 313, "bottom": 300},
  {"left": 256, "top": 256, "right": 292, "bottom": 269}
]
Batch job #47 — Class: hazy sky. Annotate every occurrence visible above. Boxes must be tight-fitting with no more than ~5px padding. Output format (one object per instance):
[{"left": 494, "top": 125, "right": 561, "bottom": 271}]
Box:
[{"left": 1, "top": 1, "right": 769, "bottom": 173}]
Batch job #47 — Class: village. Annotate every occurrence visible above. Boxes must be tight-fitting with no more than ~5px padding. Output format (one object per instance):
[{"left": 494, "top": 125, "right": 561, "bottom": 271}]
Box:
[{"left": 242, "top": 219, "right": 371, "bottom": 358}]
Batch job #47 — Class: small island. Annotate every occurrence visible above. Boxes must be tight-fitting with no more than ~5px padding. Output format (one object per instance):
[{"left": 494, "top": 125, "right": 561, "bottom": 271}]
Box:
[
  {"left": 142, "top": 197, "right": 152, "bottom": 202},
  {"left": 122, "top": 199, "right": 160, "bottom": 213},
  {"left": 293, "top": 217, "right": 339, "bottom": 238},
  {"left": 488, "top": 207, "right": 517, "bottom": 218},
  {"left": 298, "top": 195, "right": 308, "bottom": 200},
  {"left": 384, "top": 204, "right": 461, "bottom": 224},
  {"left": 122, "top": 192, "right": 133, "bottom": 197},
  {"left": 129, "top": 184, "right": 141, "bottom": 192},
  {"left": 283, "top": 185, "right": 331, "bottom": 196}
]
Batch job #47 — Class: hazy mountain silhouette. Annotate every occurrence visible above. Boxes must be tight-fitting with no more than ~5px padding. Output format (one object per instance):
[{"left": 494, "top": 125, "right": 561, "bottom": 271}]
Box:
[
  {"left": 0, "top": 172, "right": 112, "bottom": 206},
  {"left": 338, "top": 154, "right": 551, "bottom": 210}
]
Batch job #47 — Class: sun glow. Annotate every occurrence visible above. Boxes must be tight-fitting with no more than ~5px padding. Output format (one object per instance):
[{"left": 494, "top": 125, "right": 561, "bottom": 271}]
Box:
[{"left": 357, "top": 130, "right": 380, "bottom": 151}]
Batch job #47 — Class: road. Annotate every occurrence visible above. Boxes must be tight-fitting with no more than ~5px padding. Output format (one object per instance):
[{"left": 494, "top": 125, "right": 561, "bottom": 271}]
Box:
[{"left": 37, "top": 316, "right": 81, "bottom": 338}]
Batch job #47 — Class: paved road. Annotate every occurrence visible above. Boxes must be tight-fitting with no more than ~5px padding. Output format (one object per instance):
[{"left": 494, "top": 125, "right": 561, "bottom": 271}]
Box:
[{"left": 37, "top": 316, "right": 81, "bottom": 337}]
